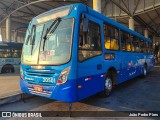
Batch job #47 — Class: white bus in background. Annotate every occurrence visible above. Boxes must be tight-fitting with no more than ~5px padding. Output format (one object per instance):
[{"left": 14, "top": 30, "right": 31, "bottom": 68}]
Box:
[{"left": 0, "top": 42, "right": 23, "bottom": 73}]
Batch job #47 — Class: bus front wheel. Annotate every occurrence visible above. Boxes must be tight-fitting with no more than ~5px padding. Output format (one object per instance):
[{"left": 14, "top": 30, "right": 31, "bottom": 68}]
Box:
[{"left": 103, "top": 73, "right": 113, "bottom": 97}]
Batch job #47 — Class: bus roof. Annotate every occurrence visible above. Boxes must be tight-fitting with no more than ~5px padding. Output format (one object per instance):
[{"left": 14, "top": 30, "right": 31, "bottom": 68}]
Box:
[
  {"left": 0, "top": 42, "right": 23, "bottom": 47},
  {"left": 75, "top": 4, "right": 152, "bottom": 43},
  {"left": 30, "top": 3, "right": 152, "bottom": 43}
]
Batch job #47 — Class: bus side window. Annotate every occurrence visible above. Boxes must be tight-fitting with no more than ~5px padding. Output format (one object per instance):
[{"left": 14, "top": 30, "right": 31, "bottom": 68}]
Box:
[
  {"left": 140, "top": 39, "right": 145, "bottom": 53},
  {"left": 132, "top": 35, "right": 140, "bottom": 52},
  {"left": 130, "top": 35, "right": 134, "bottom": 51},
  {"left": 104, "top": 24, "right": 119, "bottom": 50},
  {"left": 78, "top": 19, "right": 102, "bottom": 61},
  {"left": 145, "top": 41, "right": 149, "bottom": 53},
  {"left": 120, "top": 31, "right": 130, "bottom": 52},
  {"left": 126, "top": 34, "right": 131, "bottom": 52},
  {"left": 149, "top": 42, "right": 153, "bottom": 54}
]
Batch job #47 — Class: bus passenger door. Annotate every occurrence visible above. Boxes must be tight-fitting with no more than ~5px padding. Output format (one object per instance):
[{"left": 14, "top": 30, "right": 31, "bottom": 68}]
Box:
[{"left": 77, "top": 14, "right": 104, "bottom": 100}]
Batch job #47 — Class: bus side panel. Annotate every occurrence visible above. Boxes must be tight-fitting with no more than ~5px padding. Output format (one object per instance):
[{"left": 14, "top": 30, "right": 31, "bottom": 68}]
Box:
[
  {"left": 116, "top": 52, "right": 134, "bottom": 83},
  {"left": 132, "top": 53, "right": 142, "bottom": 78},
  {"left": 77, "top": 56, "right": 104, "bottom": 101},
  {"left": 103, "top": 51, "right": 122, "bottom": 84},
  {"left": 117, "top": 52, "right": 142, "bottom": 83}
]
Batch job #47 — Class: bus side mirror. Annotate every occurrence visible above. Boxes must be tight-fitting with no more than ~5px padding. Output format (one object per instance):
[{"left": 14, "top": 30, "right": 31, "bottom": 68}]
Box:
[{"left": 82, "top": 18, "right": 88, "bottom": 32}]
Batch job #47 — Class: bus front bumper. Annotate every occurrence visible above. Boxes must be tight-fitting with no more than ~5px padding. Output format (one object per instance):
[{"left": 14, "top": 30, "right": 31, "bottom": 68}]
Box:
[{"left": 20, "top": 78, "right": 78, "bottom": 102}]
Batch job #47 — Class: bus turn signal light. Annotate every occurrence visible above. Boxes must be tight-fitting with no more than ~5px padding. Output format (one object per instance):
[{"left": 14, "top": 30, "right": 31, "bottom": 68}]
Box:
[
  {"left": 78, "top": 85, "right": 82, "bottom": 88},
  {"left": 56, "top": 66, "right": 71, "bottom": 85}
]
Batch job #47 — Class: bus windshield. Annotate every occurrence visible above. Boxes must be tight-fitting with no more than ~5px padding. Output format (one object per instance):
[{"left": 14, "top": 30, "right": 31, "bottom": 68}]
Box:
[{"left": 22, "top": 18, "right": 74, "bottom": 65}]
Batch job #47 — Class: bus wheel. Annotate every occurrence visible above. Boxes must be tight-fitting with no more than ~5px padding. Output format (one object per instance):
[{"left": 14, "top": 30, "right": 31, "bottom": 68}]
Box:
[
  {"left": 142, "top": 65, "right": 147, "bottom": 78},
  {"left": 2, "top": 65, "right": 14, "bottom": 73},
  {"left": 104, "top": 73, "right": 113, "bottom": 97}
]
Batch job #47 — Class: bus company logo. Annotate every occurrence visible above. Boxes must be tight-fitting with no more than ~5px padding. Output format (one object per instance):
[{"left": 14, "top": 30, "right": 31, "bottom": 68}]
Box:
[{"left": 2, "top": 112, "right": 11, "bottom": 117}]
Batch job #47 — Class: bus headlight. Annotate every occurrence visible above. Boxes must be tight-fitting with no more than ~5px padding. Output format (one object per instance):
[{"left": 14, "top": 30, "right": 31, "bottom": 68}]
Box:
[
  {"left": 57, "top": 66, "right": 71, "bottom": 85},
  {"left": 20, "top": 66, "right": 24, "bottom": 80}
]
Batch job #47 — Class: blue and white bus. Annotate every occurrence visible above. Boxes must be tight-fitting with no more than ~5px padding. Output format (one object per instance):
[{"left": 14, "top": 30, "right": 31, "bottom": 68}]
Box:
[
  {"left": 20, "top": 4, "right": 154, "bottom": 103},
  {"left": 0, "top": 42, "right": 23, "bottom": 73}
]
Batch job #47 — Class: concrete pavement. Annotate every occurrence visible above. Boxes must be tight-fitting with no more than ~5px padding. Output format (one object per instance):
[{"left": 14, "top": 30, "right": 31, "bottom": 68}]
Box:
[
  {"left": 0, "top": 73, "right": 32, "bottom": 105},
  {"left": 0, "top": 73, "right": 20, "bottom": 98}
]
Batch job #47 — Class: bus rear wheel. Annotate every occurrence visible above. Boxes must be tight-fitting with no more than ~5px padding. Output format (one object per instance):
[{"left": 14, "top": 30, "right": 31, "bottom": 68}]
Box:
[
  {"left": 104, "top": 76, "right": 112, "bottom": 96},
  {"left": 1, "top": 65, "right": 14, "bottom": 73},
  {"left": 103, "top": 72, "right": 114, "bottom": 97},
  {"left": 142, "top": 64, "right": 147, "bottom": 78}
]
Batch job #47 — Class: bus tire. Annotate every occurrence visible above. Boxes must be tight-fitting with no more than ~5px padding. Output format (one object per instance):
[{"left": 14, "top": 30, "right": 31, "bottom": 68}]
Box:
[
  {"left": 1, "top": 65, "right": 14, "bottom": 73},
  {"left": 142, "top": 64, "right": 147, "bottom": 78},
  {"left": 103, "top": 72, "right": 114, "bottom": 97}
]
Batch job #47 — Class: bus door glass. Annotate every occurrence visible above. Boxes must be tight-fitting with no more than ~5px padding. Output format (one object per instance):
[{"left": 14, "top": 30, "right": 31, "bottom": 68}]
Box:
[{"left": 77, "top": 14, "right": 103, "bottom": 100}]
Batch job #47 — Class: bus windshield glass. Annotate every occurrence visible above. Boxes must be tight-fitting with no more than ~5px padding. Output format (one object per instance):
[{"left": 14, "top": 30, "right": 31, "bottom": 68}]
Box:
[{"left": 22, "top": 18, "right": 74, "bottom": 65}]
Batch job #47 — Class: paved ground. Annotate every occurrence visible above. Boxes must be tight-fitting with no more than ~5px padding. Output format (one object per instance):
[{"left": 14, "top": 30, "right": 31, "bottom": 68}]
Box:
[
  {"left": 0, "top": 73, "right": 20, "bottom": 98},
  {"left": 0, "top": 64, "right": 160, "bottom": 119}
]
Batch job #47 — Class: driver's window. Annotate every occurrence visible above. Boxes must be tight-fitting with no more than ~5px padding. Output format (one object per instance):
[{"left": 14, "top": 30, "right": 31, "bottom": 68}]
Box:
[{"left": 78, "top": 19, "right": 102, "bottom": 62}]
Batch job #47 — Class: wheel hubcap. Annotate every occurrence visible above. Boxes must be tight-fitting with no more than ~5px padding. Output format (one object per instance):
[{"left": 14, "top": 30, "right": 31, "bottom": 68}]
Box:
[
  {"left": 144, "top": 67, "right": 147, "bottom": 76},
  {"left": 105, "top": 77, "right": 112, "bottom": 91}
]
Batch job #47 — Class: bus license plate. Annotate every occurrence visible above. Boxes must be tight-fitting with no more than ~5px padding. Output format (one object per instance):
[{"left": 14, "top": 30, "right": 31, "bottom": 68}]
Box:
[{"left": 34, "top": 85, "right": 43, "bottom": 92}]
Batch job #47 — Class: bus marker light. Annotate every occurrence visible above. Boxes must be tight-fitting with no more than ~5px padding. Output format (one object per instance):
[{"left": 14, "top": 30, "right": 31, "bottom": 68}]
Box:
[
  {"left": 85, "top": 77, "right": 91, "bottom": 81},
  {"left": 128, "top": 62, "right": 132, "bottom": 66},
  {"left": 101, "top": 74, "right": 106, "bottom": 77},
  {"left": 78, "top": 85, "right": 82, "bottom": 88}
]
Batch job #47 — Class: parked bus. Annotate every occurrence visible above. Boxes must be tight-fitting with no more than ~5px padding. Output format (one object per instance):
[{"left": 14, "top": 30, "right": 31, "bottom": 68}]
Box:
[
  {"left": 0, "top": 42, "right": 23, "bottom": 73},
  {"left": 20, "top": 4, "right": 154, "bottom": 103}
]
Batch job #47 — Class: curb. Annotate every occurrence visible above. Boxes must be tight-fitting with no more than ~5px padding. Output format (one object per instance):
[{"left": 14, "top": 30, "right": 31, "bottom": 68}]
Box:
[{"left": 0, "top": 93, "right": 33, "bottom": 106}]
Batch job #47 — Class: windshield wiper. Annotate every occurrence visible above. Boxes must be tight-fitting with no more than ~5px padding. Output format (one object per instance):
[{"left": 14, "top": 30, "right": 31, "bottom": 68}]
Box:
[
  {"left": 31, "top": 25, "right": 36, "bottom": 55},
  {"left": 43, "top": 17, "right": 61, "bottom": 50},
  {"left": 25, "top": 30, "right": 31, "bottom": 45}
]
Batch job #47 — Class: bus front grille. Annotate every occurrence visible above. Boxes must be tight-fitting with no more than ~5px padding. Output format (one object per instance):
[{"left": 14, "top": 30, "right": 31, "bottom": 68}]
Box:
[
  {"left": 25, "top": 69, "right": 56, "bottom": 77},
  {"left": 26, "top": 72, "right": 54, "bottom": 77}
]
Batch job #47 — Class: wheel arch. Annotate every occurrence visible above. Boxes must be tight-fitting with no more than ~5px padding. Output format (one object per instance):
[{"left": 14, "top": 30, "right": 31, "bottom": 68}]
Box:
[
  {"left": 106, "top": 67, "right": 117, "bottom": 85},
  {"left": 1, "top": 64, "right": 15, "bottom": 73}
]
